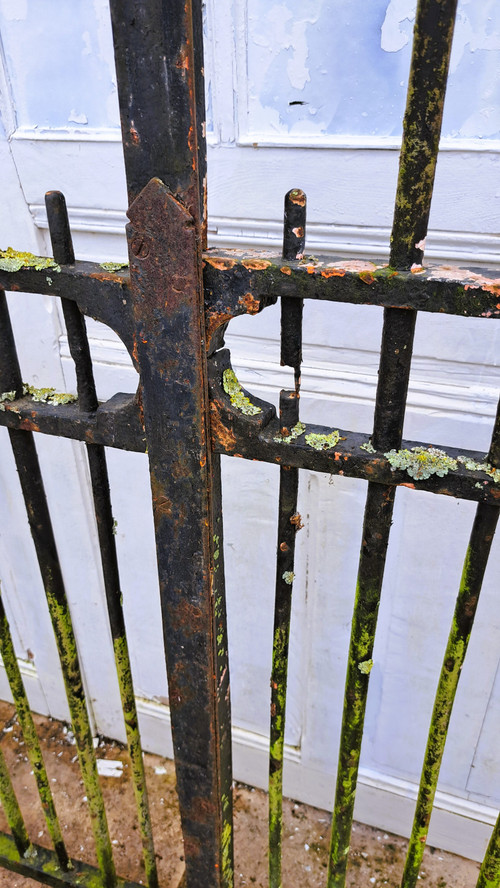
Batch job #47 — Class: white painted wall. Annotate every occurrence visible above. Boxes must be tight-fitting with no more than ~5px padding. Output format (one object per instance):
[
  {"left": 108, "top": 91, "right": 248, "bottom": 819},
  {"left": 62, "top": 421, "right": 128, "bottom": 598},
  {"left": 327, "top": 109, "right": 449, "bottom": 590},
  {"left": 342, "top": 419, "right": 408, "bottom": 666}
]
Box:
[{"left": 0, "top": 0, "right": 499, "bottom": 860}]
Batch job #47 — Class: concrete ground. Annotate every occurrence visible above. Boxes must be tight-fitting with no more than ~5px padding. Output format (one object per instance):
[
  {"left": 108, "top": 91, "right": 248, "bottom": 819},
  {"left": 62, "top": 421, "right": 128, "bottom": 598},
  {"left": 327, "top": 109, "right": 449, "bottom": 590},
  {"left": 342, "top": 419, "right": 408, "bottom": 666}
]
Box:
[{"left": 0, "top": 702, "right": 480, "bottom": 887}]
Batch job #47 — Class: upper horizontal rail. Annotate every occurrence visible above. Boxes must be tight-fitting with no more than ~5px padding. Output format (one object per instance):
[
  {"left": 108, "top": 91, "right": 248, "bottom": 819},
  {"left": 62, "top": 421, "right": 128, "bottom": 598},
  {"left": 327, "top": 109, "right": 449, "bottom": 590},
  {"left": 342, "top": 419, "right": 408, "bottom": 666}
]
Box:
[{"left": 1, "top": 252, "right": 500, "bottom": 320}]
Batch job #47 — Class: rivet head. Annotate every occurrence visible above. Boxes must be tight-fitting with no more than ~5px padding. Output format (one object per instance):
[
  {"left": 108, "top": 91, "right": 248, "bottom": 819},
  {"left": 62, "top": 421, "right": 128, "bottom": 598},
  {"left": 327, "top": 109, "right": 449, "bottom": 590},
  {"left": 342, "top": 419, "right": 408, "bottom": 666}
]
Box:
[{"left": 130, "top": 235, "right": 150, "bottom": 259}]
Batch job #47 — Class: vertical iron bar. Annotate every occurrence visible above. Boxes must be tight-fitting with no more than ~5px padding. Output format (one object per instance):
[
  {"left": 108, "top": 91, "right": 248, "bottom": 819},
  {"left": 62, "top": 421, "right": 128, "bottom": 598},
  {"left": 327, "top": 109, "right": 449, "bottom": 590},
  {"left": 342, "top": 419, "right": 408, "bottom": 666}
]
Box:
[
  {"left": 0, "top": 593, "right": 69, "bottom": 869},
  {"left": 327, "top": 3, "right": 458, "bottom": 885},
  {"left": 109, "top": 0, "right": 205, "bottom": 228},
  {"left": 45, "top": 190, "right": 158, "bottom": 888},
  {"left": 401, "top": 400, "right": 500, "bottom": 888},
  {"left": 269, "top": 394, "right": 300, "bottom": 888},
  {"left": 111, "top": 1, "right": 232, "bottom": 884},
  {"left": 0, "top": 745, "right": 31, "bottom": 858},
  {"left": 0, "top": 290, "right": 116, "bottom": 888},
  {"left": 477, "top": 813, "right": 500, "bottom": 888},
  {"left": 269, "top": 190, "right": 306, "bottom": 888},
  {"left": 126, "top": 177, "right": 231, "bottom": 887}
]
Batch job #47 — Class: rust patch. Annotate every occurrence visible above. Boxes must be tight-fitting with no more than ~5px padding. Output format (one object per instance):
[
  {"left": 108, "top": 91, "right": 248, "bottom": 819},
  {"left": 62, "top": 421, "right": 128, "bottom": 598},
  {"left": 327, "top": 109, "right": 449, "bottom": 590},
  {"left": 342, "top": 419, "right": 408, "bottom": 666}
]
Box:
[
  {"left": 321, "top": 268, "right": 345, "bottom": 278},
  {"left": 19, "top": 418, "right": 40, "bottom": 432},
  {"left": 209, "top": 401, "right": 236, "bottom": 451},
  {"left": 242, "top": 259, "right": 272, "bottom": 271},
  {"left": 290, "top": 513, "right": 304, "bottom": 531},
  {"left": 205, "top": 309, "right": 234, "bottom": 346},
  {"left": 400, "top": 482, "right": 416, "bottom": 490},
  {"left": 292, "top": 227, "right": 304, "bottom": 238},
  {"left": 288, "top": 189, "right": 306, "bottom": 207},
  {"left": 130, "top": 124, "right": 140, "bottom": 146},
  {"left": 280, "top": 266, "right": 292, "bottom": 275},
  {"left": 176, "top": 45, "right": 189, "bottom": 70},
  {"left": 359, "top": 271, "right": 375, "bottom": 285},
  {"left": 239, "top": 292, "right": 260, "bottom": 315},
  {"left": 204, "top": 256, "right": 237, "bottom": 271}
]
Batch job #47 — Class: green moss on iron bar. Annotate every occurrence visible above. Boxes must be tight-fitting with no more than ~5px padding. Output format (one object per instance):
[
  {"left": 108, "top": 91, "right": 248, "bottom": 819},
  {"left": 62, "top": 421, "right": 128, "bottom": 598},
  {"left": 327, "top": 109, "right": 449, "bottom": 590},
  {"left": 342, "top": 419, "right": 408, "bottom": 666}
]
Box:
[
  {"left": 358, "top": 659, "right": 373, "bottom": 675},
  {"left": 222, "top": 368, "right": 262, "bottom": 416},
  {"left": 457, "top": 455, "right": 500, "bottom": 484},
  {"left": 0, "top": 391, "right": 16, "bottom": 411},
  {"left": 385, "top": 446, "right": 457, "bottom": 480},
  {"left": 99, "top": 261, "right": 129, "bottom": 273},
  {"left": 360, "top": 440, "right": 375, "bottom": 454},
  {"left": 221, "top": 818, "right": 234, "bottom": 884},
  {"left": 0, "top": 248, "right": 61, "bottom": 273},
  {"left": 305, "top": 430, "right": 342, "bottom": 451},
  {"left": 274, "top": 420, "right": 306, "bottom": 444},
  {"left": 23, "top": 384, "right": 77, "bottom": 406}
]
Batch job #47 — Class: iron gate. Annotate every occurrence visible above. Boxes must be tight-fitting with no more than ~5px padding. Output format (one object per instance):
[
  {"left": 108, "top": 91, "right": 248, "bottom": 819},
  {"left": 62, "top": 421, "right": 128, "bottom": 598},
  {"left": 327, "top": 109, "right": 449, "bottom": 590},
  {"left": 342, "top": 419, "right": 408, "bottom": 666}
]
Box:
[{"left": 0, "top": 0, "right": 499, "bottom": 886}]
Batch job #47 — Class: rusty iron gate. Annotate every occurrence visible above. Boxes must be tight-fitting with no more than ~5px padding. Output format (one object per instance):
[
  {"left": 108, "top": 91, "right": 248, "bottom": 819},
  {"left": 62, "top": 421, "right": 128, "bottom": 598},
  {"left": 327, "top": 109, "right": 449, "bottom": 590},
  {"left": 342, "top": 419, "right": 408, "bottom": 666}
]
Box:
[{"left": 0, "top": 0, "right": 499, "bottom": 886}]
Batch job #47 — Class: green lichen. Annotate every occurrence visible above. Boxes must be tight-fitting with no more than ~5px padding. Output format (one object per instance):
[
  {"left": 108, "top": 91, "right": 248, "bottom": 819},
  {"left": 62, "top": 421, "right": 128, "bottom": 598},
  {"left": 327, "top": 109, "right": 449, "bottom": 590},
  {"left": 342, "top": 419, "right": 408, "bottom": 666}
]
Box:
[
  {"left": 457, "top": 455, "right": 500, "bottom": 484},
  {"left": 113, "top": 633, "right": 157, "bottom": 887},
  {"left": 360, "top": 440, "right": 376, "bottom": 454},
  {"left": 0, "top": 247, "right": 61, "bottom": 273},
  {"left": 385, "top": 446, "right": 457, "bottom": 480},
  {"left": 0, "top": 605, "right": 69, "bottom": 868},
  {"left": 0, "top": 390, "right": 16, "bottom": 411},
  {"left": 23, "top": 384, "right": 77, "bottom": 406},
  {"left": 282, "top": 571, "right": 294, "bottom": 585},
  {"left": 222, "top": 368, "right": 262, "bottom": 416},
  {"left": 358, "top": 659, "right": 373, "bottom": 675},
  {"left": 305, "top": 430, "right": 341, "bottom": 451},
  {"left": 112, "top": 518, "right": 118, "bottom": 536},
  {"left": 99, "top": 261, "right": 129, "bottom": 273},
  {"left": 274, "top": 420, "right": 306, "bottom": 444}
]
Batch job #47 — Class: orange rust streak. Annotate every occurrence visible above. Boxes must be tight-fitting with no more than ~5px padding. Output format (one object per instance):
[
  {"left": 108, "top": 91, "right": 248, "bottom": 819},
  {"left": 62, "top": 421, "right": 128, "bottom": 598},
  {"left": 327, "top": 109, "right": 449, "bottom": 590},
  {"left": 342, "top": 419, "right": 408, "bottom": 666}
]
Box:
[
  {"left": 209, "top": 401, "right": 236, "bottom": 452},
  {"left": 205, "top": 309, "right": 234, "bottom": 346},
  {"left": 400, "top": 483, "right": 416, "bottom": 489}
]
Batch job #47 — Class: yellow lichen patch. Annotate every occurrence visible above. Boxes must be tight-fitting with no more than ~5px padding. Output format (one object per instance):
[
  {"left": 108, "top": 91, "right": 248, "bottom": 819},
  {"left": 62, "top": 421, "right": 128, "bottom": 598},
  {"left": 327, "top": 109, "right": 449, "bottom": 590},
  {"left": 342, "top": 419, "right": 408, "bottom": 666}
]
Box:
[
  {"left": 222, "top": 369, "right": 262, "bottom": 416},
  {"left": 23, "top": 384, "right": 77, "bottom": 406},
  {"left": 99, "top": 261, "right": 128, "bottom": 273},
  {"left": 0, "top": 248, "right": 61, "bottom": 273},
  {"left": 305, "top": 430, "right": 342, "bottom": 451}
]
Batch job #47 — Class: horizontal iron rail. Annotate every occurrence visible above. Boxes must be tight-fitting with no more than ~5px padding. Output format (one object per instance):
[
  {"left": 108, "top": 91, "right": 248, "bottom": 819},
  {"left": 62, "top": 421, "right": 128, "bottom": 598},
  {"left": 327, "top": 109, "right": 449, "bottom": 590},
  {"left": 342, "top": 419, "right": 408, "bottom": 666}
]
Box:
[
  {"left": 1, "top": 393, "right": 499, "bottom": 505},
  {"left": 1, "top": 254, "right": 500, "bottom": 321},
  {"left": 0, "top": 832, "right": 143, "bottom": 888}
]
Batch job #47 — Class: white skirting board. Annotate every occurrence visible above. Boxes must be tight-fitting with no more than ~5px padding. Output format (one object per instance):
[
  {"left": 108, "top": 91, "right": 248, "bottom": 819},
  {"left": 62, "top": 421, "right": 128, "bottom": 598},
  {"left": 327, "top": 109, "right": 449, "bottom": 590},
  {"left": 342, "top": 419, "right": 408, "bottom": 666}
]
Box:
[{"left": 134, "top": 697, "right": 497, "bottom": 863}]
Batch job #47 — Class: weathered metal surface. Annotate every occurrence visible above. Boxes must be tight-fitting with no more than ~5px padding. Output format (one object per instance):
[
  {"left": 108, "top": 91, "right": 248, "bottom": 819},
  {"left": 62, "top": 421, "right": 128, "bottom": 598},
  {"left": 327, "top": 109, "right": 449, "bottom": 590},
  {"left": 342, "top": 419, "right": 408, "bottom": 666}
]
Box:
[
  {"left": 45, "top": 192, "right": 158, "bottom": 888},
  {"left": 109, "top": 0, "right": 206, "bottom": 232},
  {"left": 327, "top": 2, "right": 459, "bottom": 884},
  {"left": 0, "top": 0, "right": 498, "bottom": 886},
  {"left": 126, "top": 177, "right": 232, "bottom": 887},
  {"left": 0, "top": 291, "right": 117, "bottom": 888},
  {"left": 0, "top": 749, "right": 31, "bottom": 859},
  {"left": 1, "top": 254, "right": 500, "bottom": 331},
  {"left": 401, "top": 400, "right": 500, "bottom": 888},
  {"left": 269, "top": 393, "right": 301, "bottom": 888},
  {"left": 0, "top": 596, "right": 69, "bottom": 869},
  {"left": 269, "top": 190, "right": 306, "bottom": 888},
  {"left": 0, "top": 832, "right": 144, "bottom": 888}
]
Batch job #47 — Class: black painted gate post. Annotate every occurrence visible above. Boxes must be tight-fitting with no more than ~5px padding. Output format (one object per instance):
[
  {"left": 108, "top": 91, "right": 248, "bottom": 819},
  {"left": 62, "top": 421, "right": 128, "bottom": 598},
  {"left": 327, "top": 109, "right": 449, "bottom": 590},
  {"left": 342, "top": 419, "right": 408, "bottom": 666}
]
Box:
[{"left": 109, "top": 3, "right": 233, "bottom": 886}]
